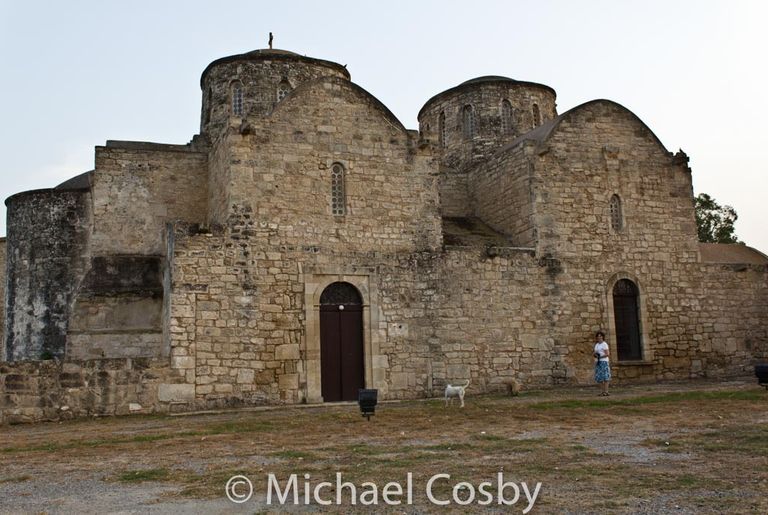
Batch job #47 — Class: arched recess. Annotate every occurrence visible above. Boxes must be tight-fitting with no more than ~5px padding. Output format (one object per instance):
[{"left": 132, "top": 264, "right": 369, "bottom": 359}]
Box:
[
  {"left": 604, "top": 272, "right": 653, "bottom": 362},
  {"left": 305, "top": 273, "right": 381, "bottom": 403}
]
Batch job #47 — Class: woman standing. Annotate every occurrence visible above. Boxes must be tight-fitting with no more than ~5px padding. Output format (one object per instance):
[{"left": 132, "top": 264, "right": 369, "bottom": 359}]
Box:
[{"left": 594, "top": 331, "right": 611, "bottom": 396}]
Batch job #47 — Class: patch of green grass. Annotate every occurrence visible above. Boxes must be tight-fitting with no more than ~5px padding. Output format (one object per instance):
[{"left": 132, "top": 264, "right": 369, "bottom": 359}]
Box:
[
  {"left": 0, "top": 475, "right": 32, "bottom": 484},
  {"left": 116, "top": 468, "right": 170, "bottom": 482},
  {"left": 474, "top": 433, "right": 506, "bottom": 442},
  {"left": 420, "top": 443, "right": 474, "bottom": 452}
]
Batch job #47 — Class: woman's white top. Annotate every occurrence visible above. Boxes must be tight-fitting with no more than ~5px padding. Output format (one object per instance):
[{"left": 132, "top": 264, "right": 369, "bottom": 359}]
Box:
[{"left": 594, "top": 341, "right": 610, "bottom": 362}]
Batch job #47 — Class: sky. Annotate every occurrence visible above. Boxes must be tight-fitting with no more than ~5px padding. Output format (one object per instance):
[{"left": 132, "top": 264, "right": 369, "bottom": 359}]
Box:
[{"left": 0, "top": 0, "right": 766, "bottom": 252}]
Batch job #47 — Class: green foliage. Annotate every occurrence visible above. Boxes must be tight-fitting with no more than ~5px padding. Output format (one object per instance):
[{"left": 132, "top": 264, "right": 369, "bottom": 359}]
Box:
[{"left": 694, "top": 193, "right": 741, "bottom": 243}]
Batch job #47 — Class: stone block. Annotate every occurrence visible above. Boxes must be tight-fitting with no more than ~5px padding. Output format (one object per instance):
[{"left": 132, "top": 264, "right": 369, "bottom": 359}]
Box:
[
  {"left": 275, "top": 344, "right": 299, "bottom": 360},
  {"left": 157, "top": 383, "right": 195, "bottom": 402}
]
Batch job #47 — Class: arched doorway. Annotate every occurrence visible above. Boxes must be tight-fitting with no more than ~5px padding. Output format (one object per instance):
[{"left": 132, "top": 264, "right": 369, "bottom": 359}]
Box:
[
  {"left": 613, "top": 279, "right": 642, "bottom": 360},
  {"left": 320, "top": 282, "right": 364, "bottom": 401}
]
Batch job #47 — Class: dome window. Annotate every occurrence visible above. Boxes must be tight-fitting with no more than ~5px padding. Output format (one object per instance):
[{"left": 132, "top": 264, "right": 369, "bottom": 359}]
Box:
[
  {"left": 501, "top": 99, "right": 514, "bottom": 134},
  {"left": 277, "top": 80, "right": 292, "bottom": 102},
  {"left": 231, "top": 82, "right": 244, "bottom": 117},
  {"left": 462, "top": 105, "right": 475, "bottom": 139},
  {"left": 532, "top": 103, "right": 541, "bottom": 127}
]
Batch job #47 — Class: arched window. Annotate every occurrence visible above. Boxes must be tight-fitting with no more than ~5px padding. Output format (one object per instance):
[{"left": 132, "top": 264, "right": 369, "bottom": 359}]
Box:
[
  {"left": 609, "top": 194, "right": 623, "bottom": 231},
  {"left": 277, "top": 80, "right": 292, "bottom": 102},
  {"left": 331, "top": 163, "right": 346, "bottom": 216},
  {"left": 438, "top": 111, "right": 446, "bottom": 147},
  {"left": 462, "top": 105, "right": 475, "bottom": 139},
  {"left": 613, "top": 279, "right": 643, "bottom": 360},
  {"left": 501, "top": 99, "right": 513, "bottom": 134},
  {"left": 231, "top": 82, "right": 244, "bottom": 116},
  {"left": 532, "top": 103, "right": 541, "bottom": 127}
]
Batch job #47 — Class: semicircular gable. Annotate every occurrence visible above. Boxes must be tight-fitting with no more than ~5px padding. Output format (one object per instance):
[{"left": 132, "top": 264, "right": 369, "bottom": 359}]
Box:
[
  {"left": 270, "top": 76, "right": 407, "bottom": 133},
  {"left": 541, "top": 99, "right": 671, "bottom": 156}
]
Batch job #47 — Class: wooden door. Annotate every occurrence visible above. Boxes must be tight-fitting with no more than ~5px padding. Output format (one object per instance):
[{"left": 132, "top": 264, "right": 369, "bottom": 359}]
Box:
[
  {"left": 319, "top": 283, "right": 364, "bottom": 402},
  {"left": 613, "top": 279, "right": 642, "bottom": 360}
]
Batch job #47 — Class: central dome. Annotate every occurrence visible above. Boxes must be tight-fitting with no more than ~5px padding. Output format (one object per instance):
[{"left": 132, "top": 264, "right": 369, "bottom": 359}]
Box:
[{"left": 199, "top": 48, "right": 350, "bottom": 138}]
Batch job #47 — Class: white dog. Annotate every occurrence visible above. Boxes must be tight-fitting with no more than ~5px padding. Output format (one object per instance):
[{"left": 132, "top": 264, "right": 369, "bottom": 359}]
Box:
[{"left": 444, "top": 379, "right": 471, "bottom": 408}]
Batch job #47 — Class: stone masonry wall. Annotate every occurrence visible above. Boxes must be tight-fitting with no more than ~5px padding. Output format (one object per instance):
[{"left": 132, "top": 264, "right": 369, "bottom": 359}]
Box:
[
  {"left": 0, "top": 238, "right": 5, "bottom": 359},
  {"left": 167, "top": 215, "right": 568, "bottom": 410},
  {"left": 522, "top": 100, "right": 766, "bottom": 383},
  {"left": 212, "top": 75, "right": 441, "bottom": 254},
  {"left": 469, "top": 141, "right": 536, "bottom": 246},
  {"left": 91, "top": 141, "right": 208, "bottom": 256},
  {"left": 0, "top": 358, "right": 181, "bottom": 424},
  {"left": 67, "top": 256, "right": 165, "bottom": 360},
  {"left": 167, "top": 222, "right": 439, "bottom": 407}
]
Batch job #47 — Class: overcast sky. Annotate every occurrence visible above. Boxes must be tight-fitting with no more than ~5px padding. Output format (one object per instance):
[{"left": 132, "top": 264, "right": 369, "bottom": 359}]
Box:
[{"left": 1, "top": 0, "right": 766, "bottom": 252}]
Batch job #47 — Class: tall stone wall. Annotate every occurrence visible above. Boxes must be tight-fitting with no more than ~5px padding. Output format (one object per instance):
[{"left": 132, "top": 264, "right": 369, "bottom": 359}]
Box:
[
  {"left": 0, "top": 238, "right": 6, "bottom": 359},
  {"left": 90, "top": 141, "right": 208, "bottom": 256},
  {"left": 510, "top": 100, "right": 767, "bottom": 382},
  {"left": 532, "top": 100, "right": 699, "bottom": 260},
  {"left": 469, "top": 141, "right": 536, "bottom": 246},
  {"left": 431, "top": 247, "right": 566, "bottom": 390},
  {"left": 4, "top": 189, "right": 92, "bottom": 361},
  {"left": 211, "top": 75, "right": 442, "bottom": 254}
]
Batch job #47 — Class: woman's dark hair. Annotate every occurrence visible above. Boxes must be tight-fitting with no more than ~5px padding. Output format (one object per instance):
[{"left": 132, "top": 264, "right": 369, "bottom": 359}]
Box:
[{"left": 596, "top": 331, "right": 605, "bottom": 338}]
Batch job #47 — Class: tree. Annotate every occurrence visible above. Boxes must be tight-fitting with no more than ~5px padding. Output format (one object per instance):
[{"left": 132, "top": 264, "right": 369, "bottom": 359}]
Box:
[{"left": 694, "top": 193, "right": 741, "bottom": 244}]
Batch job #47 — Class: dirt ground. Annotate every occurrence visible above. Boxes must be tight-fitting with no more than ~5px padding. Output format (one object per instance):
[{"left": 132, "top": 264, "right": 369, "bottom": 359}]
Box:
[{"left": 1, "top": 379, "right": 767, "bottom": 514}]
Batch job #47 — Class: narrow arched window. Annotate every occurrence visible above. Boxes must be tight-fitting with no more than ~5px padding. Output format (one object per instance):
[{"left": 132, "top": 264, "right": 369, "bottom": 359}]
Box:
[
  {"left": 609, "top": 194, "right": 623, "bottom": 231},
  {"left": 331, "top": 163, "right": 346, "bottom": 216},
  {"left": 438, "top": 111, "right": 446, "bottom": 148},
  {"left": 231, "top": 82, "right": 244, "bottom": 116},
  {"left": 532, "top": 103, "right": 541, "bottom": 127},
  {"left": 277, "top": 80, "right": 292, "bottom": 102},
  {"left": 613, "top": 279, "right": 643, "bottom": 360},
  {"left": 501, "top": 99, "right": 513, "bottom": 134},
  {"left": 462, "top": 105, "right": 475, "bottom": 139}
]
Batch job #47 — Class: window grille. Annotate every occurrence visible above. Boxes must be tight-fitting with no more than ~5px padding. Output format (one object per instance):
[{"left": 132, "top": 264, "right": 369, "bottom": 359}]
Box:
[{"left": 331, "top": 163, "right": 346, "bottom": 216}]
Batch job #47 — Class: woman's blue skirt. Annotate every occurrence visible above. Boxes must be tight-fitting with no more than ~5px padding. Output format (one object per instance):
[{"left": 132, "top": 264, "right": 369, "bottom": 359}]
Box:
[{"left": 594, "top": 361, "right": 611, "bottom": 383}]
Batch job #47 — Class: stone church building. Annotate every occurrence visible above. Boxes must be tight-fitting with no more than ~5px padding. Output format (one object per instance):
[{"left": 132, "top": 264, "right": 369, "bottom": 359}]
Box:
[{"left": 1, "top": 48, "right": 766, "bottom": 422}]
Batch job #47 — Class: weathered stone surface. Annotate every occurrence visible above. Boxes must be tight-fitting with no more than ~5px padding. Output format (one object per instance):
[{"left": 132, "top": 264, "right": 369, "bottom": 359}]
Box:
[{"left": 157, "top": 383, "right": 195, "bottom": 402}]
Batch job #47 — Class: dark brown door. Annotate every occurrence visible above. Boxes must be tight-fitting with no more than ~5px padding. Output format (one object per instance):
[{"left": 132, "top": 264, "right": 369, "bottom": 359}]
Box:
[
  {"left": 613, "top": 279, "right": 642, "bottom": 361},
  {"left": 320, "top": 283, "right": 364, "bottom": 402}
]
